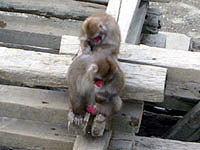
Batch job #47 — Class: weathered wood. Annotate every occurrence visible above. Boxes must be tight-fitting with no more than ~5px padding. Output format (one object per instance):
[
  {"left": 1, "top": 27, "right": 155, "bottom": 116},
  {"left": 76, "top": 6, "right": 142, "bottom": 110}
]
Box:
[
  {"left": 163, "top": 81, "right": 199, "bottom": 111},
  {"left": 0, "top": 29, "right": 61, "bottom": 50},
  {"left": 163, "top": 101, "right": 200, "bottom": 141},
  {"left": 0, "top": 47, "right": 71, "bottom": 87},
  {"left": 0, "top": 117, "right": 75, "bottom": 150},
  {"left": 126, "top": 1, "right": 148, "bottom": 44},
  {"left": 0, "top": 47, "right": 166, "bottom": 102},
  {"left": 110, "top": 101, "right": 144, "bottom": 133},
  {"left": 108, "top": 131, "right": 135, "bottom": 150},
  {"left": 0, "top": 85, "right": 69, "bottom": 124},
  {"left": 76, "top": 0, "right": 108, "bottom": 5},
  {"left": 106, "top": 0, "right": 121, "bottom": 21},
  {"left": 118, "top": 0, "right": 141, "bottom": 43},
  {"left": 118, "top": 44, "right": 200, "bottom": 83},
  {"left": 0, "top": 41, "right": 58, "bottom": 54},
  {"left": 134, "top": 136, "right": 200, "bottom": 150},
  {"left": 61, "top": 35, "right": 200, "bottom": 83},
  {"left": 0, "top": 0, "right": 106, "bottom": 21},
  {"left": 0, "top": 11, "right": 82, "bottom": 37},
  {"left": 73, "top": 131, "right": 112, "bottom": 150}
]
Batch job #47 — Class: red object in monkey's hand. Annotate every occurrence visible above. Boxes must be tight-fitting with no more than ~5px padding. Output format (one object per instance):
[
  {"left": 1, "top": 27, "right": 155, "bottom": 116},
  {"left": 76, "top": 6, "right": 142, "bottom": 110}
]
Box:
[
  {"left": 87, "top": 106, "right": 97, "bottom": 115},
  {"left": 95, "top": 80, "right": 104, "bottom": 88}
]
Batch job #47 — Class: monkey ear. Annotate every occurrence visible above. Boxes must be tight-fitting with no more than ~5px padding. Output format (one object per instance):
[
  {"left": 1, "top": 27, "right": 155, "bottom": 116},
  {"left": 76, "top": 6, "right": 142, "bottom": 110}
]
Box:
[
  {"left": 98, "top": 22, "right": 107, "bottom": 31},
  {"left": 88, "top": 64, "right": 98, "bottom": 73}
]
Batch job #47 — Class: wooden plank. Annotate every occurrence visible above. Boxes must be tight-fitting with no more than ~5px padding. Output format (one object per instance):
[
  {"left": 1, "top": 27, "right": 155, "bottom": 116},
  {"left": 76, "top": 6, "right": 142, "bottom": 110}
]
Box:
[
  {"left": 163, "top": 81, "right": 199, "bottom": 111},
  {"left": 73, "top": 131, "right": 112, "bottom": 150},
  {"left": 106, "top": 0, "right": 121, "bottom": 21},
  {"left": 0, "top": 29, "right": 61, "bottom": 50},
  {"left": 134, "top": 136, "right": 200, "bottom": 150},
  {"left": 0, "top": 47, "right": 166, "bottom": 102},
  {"left": 108, "top": 131, "right": 135, "bottom": 150},
  {"left": 76, "top": 0, "right": 108, "bottom": 5},
  {"left": 110, "top": 101, "right": 144, "bottom": 133},
  {"left": 163, "top": 101, "right": 200, "bottom": 141},
  {"left": 0, "top": 11, "right": 82, "bottom": 37},
  {"left": 126, "top": 1, "right": 148, "bottom": 44},
  {"left": 118, "top": 0, "right": 141, "bottom": 43},
  {"left": 118, "top": 44, "right": 200, "bottom": 83},
  {"left": 0, "top": 85, "right": 69, "bottom": 124},
  {"left": 0, "top": 117, "right": 75, "bottom": 150},
  {"left": 0, "top": 0, "right": 106, "bottom": 21}
]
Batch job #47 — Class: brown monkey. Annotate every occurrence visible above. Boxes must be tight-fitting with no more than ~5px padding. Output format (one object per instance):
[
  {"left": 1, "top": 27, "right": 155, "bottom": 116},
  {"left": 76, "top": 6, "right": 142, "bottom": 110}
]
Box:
[
  {"left": 67, "top": 51, "right": 124, "bottom": 125},
  {"left": 79, "top": 13, "right": 121, "bottom": 58}
]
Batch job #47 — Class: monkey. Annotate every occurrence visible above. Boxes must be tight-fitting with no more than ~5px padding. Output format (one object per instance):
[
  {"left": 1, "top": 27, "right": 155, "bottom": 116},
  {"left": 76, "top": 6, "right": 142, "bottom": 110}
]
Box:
[
  {"left": 67, "top": 51, "right": 124, "bottom": 125},
  {"left": 78, "top": 13, "right": 121, "bottom": 58}
]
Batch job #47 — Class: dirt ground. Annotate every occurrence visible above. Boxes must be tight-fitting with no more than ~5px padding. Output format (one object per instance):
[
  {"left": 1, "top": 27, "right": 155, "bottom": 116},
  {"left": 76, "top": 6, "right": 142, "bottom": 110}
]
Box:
[{"left": 150, "top": 0, "right": 200, "bottom": 51}]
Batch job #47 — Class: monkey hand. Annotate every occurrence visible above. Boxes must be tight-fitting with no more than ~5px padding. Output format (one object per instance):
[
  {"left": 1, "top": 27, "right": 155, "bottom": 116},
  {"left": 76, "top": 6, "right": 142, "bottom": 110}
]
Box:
[{"left": 68, "top": 110, "right": 86, "bottom": 126}]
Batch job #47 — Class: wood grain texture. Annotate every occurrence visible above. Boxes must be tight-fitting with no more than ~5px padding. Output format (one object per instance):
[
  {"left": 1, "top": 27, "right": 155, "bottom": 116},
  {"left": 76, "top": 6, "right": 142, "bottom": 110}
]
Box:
[
  {"left": 163, "top": 101, "right": 200, "bottom": 141},
  {"left": 0, "top": 0, "right": 106, "bottom": 21},
  {"left": 118, "top": 0, "right": 141, "bottom": 43},
  {"left": 106, "top": 0, "right": 121, "bottom": 21},
  {"left": 0, "top": 117, "right": 75, "bottom": 150},
  {"left": 73, "top": 131, "right": 112, "bottom": 150},
  {"left": 0, "top": 46, "right": 166, "bottom": 102},
  {"left": 0, "top": 85, "right": 69, "bottom": 124},
  {"left": 135, "top": 136, "right": 200, "bottom": 150}
]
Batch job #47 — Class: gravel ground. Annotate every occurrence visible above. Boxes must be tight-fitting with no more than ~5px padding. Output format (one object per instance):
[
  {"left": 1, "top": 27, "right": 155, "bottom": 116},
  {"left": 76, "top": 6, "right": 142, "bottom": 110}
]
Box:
[{"left": 150, "top": 0, "right": 200, "bottom": 51}]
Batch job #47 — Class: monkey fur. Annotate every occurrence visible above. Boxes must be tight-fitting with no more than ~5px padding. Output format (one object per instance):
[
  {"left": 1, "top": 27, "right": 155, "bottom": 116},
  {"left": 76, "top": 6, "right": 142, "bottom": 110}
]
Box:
[
  {"left": 67, "top": 51, "right": 124, "bottom": 125},
  {"left": 79, "top": 13, "right": 121, "bottom": 58}
]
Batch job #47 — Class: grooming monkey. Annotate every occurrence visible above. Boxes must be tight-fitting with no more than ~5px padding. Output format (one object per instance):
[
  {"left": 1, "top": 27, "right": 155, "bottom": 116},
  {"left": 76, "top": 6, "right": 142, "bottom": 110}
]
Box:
[
  {"left": 79, "top": 13, "right": 121, "bottom": 58},
  {"left": 67, "top": 51, "right": 124, "bottom": 125}
]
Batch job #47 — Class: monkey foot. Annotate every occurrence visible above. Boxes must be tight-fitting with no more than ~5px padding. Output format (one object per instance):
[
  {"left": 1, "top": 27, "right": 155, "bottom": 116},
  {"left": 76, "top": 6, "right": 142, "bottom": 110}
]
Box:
[
  {"left": 68, "top": 111, "right": 85, "bottom": 126},
  {"left": 96, "top": 114, "right": 106, "bottom": 123}
]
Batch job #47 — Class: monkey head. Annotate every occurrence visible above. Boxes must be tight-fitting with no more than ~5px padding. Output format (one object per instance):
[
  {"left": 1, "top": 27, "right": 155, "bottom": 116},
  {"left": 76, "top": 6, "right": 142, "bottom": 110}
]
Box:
[
  {"left": 81, "top": 16, "right": 107, "bottom": 50},
  {"left": 87, "top": 54, "right": 117, "bottom": 87}
]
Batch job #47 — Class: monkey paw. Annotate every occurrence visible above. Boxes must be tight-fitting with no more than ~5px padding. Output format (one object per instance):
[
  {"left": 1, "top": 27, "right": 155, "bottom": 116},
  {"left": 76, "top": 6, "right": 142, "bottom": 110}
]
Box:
[
  {"left": 96, "top": 114, "right": 106, "bottom": 123},
  {"left": 68, "top": 111, "right": 84, "bottom": 126}
]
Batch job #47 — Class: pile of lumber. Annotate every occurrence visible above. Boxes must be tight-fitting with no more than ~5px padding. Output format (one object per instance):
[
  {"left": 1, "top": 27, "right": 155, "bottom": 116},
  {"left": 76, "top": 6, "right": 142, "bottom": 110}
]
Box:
[{"left": 0, "top": 0, "right": 200, "bottom": 150}]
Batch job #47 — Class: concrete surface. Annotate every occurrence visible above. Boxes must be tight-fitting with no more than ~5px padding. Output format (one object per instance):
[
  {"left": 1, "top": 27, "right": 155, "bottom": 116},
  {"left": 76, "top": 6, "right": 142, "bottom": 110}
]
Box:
[{"left": 150, "top": 0, "right": 200, "bottom": 51}]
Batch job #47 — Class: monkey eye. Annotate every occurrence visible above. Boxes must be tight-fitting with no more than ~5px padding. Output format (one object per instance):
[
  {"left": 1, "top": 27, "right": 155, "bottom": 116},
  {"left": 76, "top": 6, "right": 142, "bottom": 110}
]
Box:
[{"left": 93, "top": 35, "right": 102, "bottom": 45}]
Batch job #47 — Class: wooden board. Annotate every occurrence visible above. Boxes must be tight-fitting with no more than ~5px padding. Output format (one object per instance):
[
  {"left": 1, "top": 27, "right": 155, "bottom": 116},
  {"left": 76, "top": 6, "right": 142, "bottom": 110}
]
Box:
[
  {"left": 125, "top": 1, "right": 148, "bottom": 44},
  {"left": 110, "top": 101, "right": 144, "bottom": 133},
  {"left": 60, "top": 35, "right": 200, "bottom": 83},
  {"left": 119, "top": 44, "right": 200, "bottom": 83},
  {"left": 0, "top": 47, "right": 166, "bottom": 102},
  {"left": 108, "top": 131, "right": 135, "bottom": 150},
  {"left": 0, "top": 85, "right": 69, "bottom": 124},
  {"left": 0, "top": 0, "right": 106, "bottom": 21},
  {"left": 118, "top": 0, "right": 141, "bottom": 43},
  {"left": 73, "top": 131, "right": 112, "bottom": 150},
  {"left": 134, "top": 136, "right": 200, "bottom": 150},
  {"left": 106, "top": 0, "right": 121, "bottom": 21},
  {"left": 0, "top": 117, "right": 75, "bottom": 150},
  {"left": 0, "top": 29, "right": 61, "bottom": 50},
  {"left": 163, "top": 101, "right": 200, "bottom": 141}
]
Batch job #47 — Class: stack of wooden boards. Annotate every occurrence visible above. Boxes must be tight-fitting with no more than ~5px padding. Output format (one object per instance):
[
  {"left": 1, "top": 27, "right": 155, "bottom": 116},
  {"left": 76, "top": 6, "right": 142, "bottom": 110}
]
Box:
[{"left": 0, "top": 0, "right": 200, "bottom": 149}]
